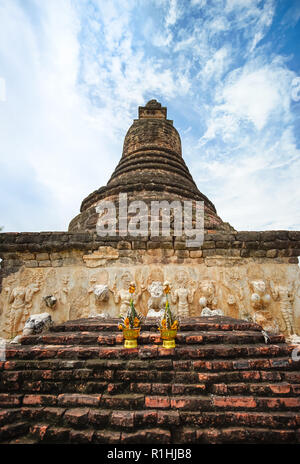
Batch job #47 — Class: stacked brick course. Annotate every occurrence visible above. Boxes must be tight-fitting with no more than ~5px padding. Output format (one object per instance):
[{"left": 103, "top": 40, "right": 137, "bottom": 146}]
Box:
[{"left": 0, "top": 317, "right": 299, "bottom": 444}]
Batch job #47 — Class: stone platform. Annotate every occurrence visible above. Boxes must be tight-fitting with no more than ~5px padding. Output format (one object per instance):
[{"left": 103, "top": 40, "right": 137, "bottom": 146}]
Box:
[{"left": 0, "top": 316, "right": 300, "bottom": 444}]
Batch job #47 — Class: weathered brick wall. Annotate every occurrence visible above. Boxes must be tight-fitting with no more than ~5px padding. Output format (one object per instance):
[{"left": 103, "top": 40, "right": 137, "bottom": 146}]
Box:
[
  {"left": 0, "top": 230, "right": 299, "bottom": 285},
  {"left": 122, "top": 118, "right": 182, "bottom": 158}
]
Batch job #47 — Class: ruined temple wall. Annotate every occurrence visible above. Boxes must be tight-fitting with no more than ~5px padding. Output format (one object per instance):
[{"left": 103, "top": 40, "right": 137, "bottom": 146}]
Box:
[{"left": 0, "top": 231, "right": 299, "bottom": 339}]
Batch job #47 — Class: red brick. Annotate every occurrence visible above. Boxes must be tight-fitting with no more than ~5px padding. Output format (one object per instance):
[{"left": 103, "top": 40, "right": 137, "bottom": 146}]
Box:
[
  {"left": 130, "top": 382, "right": 152, "bottom": 394},
  {"left": 212, "top": 384, "right": 228, "bottom": 394},
  {"left": 111, "top": 411, "right": 135, "bottom": 428},
  {"left": 185, "top": 335, "right": 204, "bottom": 344},
  {"left": 121, "top": 428, "right": 171, "bottom": 444},
  {"left": 151, "top": 383, "right": 170, "bottom": 395},
  {"left": 145, "top": 396, "right": 170, "bottom": 409},
  {"left": 57, "top": 394, "right": 101, "bottom": 407},
  {"left": 0, "top": 394, "right": 23, "bottom": 407},
  {"left": 157, "top": 347, "right": 175, "bottom": 357},
  {"left": 170, "top": 396, "right": 211, "bottom": 410},
  {"left": 97, "top": 335, "right": 116, "bottom": 345},
  {"left": 64, "top": 408, "right": 90, "bottom": 427},
  {"left": 249, "top": 359, "right": 271, "bottom": 369},
  {"left": 135, "top": 410, "right": 158, "bottom": 426},
  {"left": 192, "top": 360, "right": 207, "bottom": 370},
  {"left": 23, "top": 394, "right": 57, "bottom": 406},
  {"left": 88, "top": 409, "right": 110, "bottom": 426},
  {"left": 94, "top": 430, "right": 121, "bottom": 443},
  {"left": 101, "top": 394, "right": 144, "bottom": 409},
  {"left": 213, "top": 396, "right": 257, "bottom": 409},
  {"left": 42, "top": 407, "right": 66, "bottom": 422},
  {"left": 260, "top": 371, "right": 281, "bottom": 382},
  {"left": 44, "top": 426, "right": 69, "bottom": 443},
  {"left": 292, "top": 385, "right": 300, "bottom": 395},
  {"left": 171, "top": 384, "right": 206, "bottom": 395},
  {"left": 174, "top": 427, "right": 196, "bottom": 443},
  {"left": 138, "top": 346, "right": 158, "bottom": 359},
  {"left": 157, "top": 410, "right": 180, "bottom": 426},
  {"left": 69, "top": 429, "right": 94, "bottom": 443},
  {"left": 0, "top": 409, "right": 22, "bottom": 426},
  {"left": 269, "top": 384, "right": 291, "bottom": 395}
]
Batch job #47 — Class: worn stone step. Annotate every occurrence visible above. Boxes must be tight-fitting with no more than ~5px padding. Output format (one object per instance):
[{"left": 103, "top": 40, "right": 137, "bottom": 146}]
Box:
[
  {"left": 0, "top": 408, "right": 23, "bottom": 426},
  {"left": 50, "top": 316, "right": 262, "bottom": 334},
  {"left": 0, "top": 314, "right": 298, "bottom": 445},
  {"left": 27, "top": 422, "right": 299, "bottom": 444},
  {"left": 5, "top": 392, "right": 300, "bottom": 412},
  {"left": 1, "top": 358, "right": 297, "bottom": 377},
  {"left": 15, "top": 406, "right": 300, "bottom": 432},
  {"left": 2, "top": 369, "right": 298, "bottom": 397},
  {"left": 180, "top": 410, "right": 300, "bottom": 429},
  {"left": 5, "top": 343, "right": 290, "bottom": 360},
  {"left": 29, "top": 423, "right": 171, "bottom": 444},
  {"left": 212, "top": 382, "right": 300, "bottom": 396},
  {"left": 20, "top": 330, "right": 283, "bottom": 346},
  {"left": 175, "top": 426, "right": 299, "bottom": 444},
  {"left": 0, "top": 422, "right": 29, "bottom": 442}
]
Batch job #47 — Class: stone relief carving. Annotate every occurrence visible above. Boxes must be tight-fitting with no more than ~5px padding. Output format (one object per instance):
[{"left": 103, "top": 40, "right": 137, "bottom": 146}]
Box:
[
  {"left": 146, "top": 281, "right": 166, "bottom": 318},
  {"left": 22, "top": 312, "right": 52, "bottom": 336},
  {"left": 270, "top": 281, "right": 297, "bottom": 339},
  {"left": 249, "top": 280, "right": 279, "bottom": 333},
  {"left": 221, "top": 269, "right": 246, "bottom": 319},
  {"left": 43, "top": 295, "right": 57, "bottom": 308},
  {"left": 88, "top": 273, "right": 110, "bottom": 317},
  {"left": 0, "top": 262, "right": 299, "bottom": 340},
  {"left": 6, "top": 280, "right": 40, "bottom": 337},
  {"left": 56, "top": 275, "right": 71, "bottom": 320},
  {"left": 171, "top": 270, "right": 196, "bottom": 318},
  {"left": 201, "top": 307, "right": 224, "bottom": 317},
  {"left": 111, "top": 271, "right": 144, "bottom": 318},
  {"left": 199, "top": 280, "right": 218, "bottom": 309}
]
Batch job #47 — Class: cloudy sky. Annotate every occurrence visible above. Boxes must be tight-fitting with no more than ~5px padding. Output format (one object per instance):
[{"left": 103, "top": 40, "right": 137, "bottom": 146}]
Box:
[{"left": 0, "top": 0, "right": 299, "bottom": 232}]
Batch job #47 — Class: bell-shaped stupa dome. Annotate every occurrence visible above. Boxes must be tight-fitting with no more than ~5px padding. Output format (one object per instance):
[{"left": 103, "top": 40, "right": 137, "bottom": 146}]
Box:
[{"left": 69, "top": 100, "right": 233, "bottom": 233}]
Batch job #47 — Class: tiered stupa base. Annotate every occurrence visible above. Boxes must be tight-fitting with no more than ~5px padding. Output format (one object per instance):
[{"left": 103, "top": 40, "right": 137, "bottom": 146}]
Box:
[{"left": 0, "top": 316, "right": 299, "bottom": 444}]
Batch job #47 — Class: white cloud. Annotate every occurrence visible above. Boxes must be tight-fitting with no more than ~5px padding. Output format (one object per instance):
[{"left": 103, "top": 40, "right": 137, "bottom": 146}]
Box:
[
  {"left": 200, "top": 59, "right": 295, "bottom": 136},
  {"left": 199, "top": 46, "right": 231, "bottom": 82},
  {"left": 165, "top": 0, "right": 178, "bottom": 28},
  {"left": 0, "top": 0, "right": 299, "bottom": 234}
]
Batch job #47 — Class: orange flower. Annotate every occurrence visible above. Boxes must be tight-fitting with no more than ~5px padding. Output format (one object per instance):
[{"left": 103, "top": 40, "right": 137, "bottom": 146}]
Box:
[
  {"left": 161, "top": 319, "right": 167, "bottom": 329},
  {"left": 133, "top": 317, "right": 140, "bottom": 327},
  {"left": 118, "top": 324, "right": 123, "bottom": 331},
  {"left": 124, "top": 317, "right": 130, "bottom": 328},
  {"left": 171, "top": 320, "right": 178, "bottom": 330},
  {"left": 163, "top": 285, "right": 170, "bottom": 294},
  {"left": 129, "top": 284, "right": 136, "bottom": 294}
]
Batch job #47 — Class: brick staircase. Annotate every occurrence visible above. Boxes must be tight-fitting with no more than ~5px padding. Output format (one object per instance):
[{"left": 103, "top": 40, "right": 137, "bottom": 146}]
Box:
[{"left": 0, "top": 316, "right": 299, "bottom": 444}]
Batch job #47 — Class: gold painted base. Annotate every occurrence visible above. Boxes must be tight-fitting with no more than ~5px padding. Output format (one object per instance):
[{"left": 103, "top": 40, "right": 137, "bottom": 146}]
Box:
[
  {"left": 124, "top": 339, "right": 138, "bottom": 349},
  {"left": 163, "top": 339, "right": 176, "bottom": 349}
]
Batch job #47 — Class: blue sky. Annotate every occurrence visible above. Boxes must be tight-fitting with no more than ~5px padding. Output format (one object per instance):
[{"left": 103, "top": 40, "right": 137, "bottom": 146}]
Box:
[{"left": 0, "top": 0, "right": 299, "bottom": 232}]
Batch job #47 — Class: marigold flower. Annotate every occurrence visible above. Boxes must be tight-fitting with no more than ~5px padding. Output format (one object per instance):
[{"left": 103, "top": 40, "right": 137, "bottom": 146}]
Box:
[
  {"left": 124, "top": 317, "right": 130, "bottom": 328},
  {"left": 163, "top": 285, "right": 170, "bottom": 294},
  {"left": 118, "top": 324, "right": 123, "bottom": 331},
  {"left": 129, "top": 284, "right": 136, "bottom": 294},
  {"left": 171, "top": 320, "right": 178, "bottom": 330},
  {"left": 133, "top": 317, "right": 140, "bottom": 327},
  {"left": 161, "top": 318, "right": 167, "bottom": 329}
]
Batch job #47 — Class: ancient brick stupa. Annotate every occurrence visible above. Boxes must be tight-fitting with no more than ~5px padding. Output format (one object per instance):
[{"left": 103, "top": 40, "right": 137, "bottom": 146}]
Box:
[
  {"left": 69, "top": 99, "right": 231, "bottom": 233},
  {"left": 0, "top": 100, "right": 299, "bottom": 444}
]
